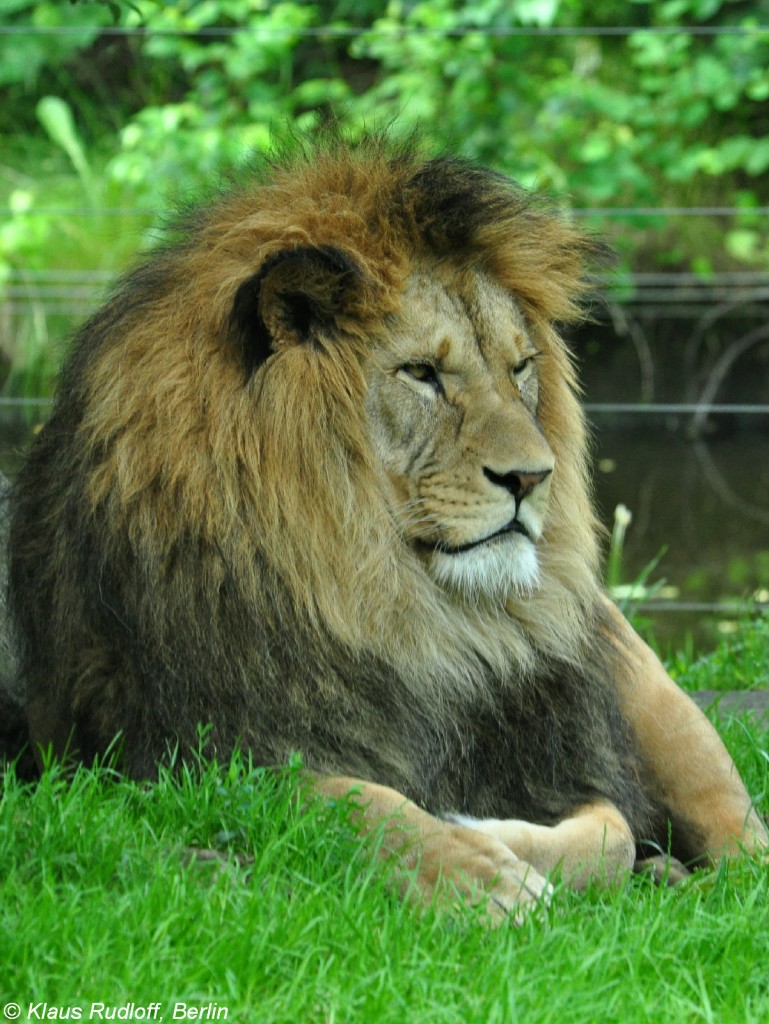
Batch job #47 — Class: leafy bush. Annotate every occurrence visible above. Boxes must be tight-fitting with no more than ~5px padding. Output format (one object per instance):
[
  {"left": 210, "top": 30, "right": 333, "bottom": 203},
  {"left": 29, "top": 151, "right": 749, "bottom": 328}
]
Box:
[
  {"left": 3, "top": 0, "right": 769, "bottom": 232},
  {"left": 2, "top": 0, "right": 769, "bottom": 393}
]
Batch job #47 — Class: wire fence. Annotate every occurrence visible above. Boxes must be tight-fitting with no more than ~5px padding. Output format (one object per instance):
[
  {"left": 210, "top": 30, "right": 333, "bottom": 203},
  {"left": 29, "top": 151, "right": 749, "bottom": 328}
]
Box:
[
  {"left": 0, "top": 396, "right": 765, "bottom": 417},
  {"left": 2, "top": 274, "right": 767, "bottom": 628},
  {"left": 3, "top": 21, "right": 768, "bottom": 219},
  {"left": 4, "top": 205, "right": 769, "bottom": 219},
  {"left": 2, "top": 23, "right": 768, "bottom": 38},
  {"left": 2, "top": 16, "right": 767, "bottom": 628},
  {"left": 5, "top": 269, "right": 769, "bottom": 316}
]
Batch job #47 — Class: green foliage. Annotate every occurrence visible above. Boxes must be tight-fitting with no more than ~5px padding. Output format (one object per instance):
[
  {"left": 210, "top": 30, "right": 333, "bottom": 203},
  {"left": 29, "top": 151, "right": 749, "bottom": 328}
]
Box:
[
  {"left": 36, "top": 95, "right": 97, "bottom": 201},
  {"left": 3, "top": 0, "right": 769, "bottom": 234},
  {"left": 669, "top": 611, "right": 769, "bottom": 693},
  {"left": 2, "top": 0, "right": 769, "bottom": 393},
  {"left": 0, "top": 0, "right": 108, "bottom": 92},
  {"left": 605, "top": 503, "right": 669, "bottom": 644}
]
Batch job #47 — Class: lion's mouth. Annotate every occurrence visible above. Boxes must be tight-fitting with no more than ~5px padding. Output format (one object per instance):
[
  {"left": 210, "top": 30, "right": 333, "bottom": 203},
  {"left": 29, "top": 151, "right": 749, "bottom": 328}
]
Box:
[{"left": 419, "top": 518, "right": 531, "bottom": 556}]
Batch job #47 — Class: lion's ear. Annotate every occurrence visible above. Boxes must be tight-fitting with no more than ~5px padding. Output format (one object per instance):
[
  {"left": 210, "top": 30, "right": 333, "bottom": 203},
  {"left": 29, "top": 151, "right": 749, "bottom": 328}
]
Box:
[{"left": 229, "top": 245, "right": 363, "bottom": 377}]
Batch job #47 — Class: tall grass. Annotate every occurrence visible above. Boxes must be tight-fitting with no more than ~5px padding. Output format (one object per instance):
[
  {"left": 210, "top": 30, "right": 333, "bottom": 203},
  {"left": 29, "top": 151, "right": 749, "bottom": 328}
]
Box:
[
  {"left": 671, "top": 612, "right": 769, "bottom": 696},
  {"left": 1, "top": 128, "right": 154, "bottom": 398},
  {"left": 3, "top": 754, "right": 768, "bottom": 1022}
]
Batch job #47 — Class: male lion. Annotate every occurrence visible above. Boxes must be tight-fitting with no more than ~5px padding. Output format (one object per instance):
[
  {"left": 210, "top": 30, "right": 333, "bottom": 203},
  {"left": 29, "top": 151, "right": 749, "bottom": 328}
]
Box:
[{"left": 7, "top": 139, "right": 766, "bottom": 920}]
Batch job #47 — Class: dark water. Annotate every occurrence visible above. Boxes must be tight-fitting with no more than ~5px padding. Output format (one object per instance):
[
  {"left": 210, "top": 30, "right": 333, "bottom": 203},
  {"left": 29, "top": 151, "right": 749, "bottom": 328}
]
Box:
[
  {"left": 592, "top": 421, "right": 769, "bottom": 651},
  {"left": 581, "top": 304, "right": 769, "bottom": 653}
]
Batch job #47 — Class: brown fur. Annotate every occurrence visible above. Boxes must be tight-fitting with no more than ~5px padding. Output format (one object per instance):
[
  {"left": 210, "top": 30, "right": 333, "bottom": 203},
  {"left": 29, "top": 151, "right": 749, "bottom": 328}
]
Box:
[{"left": 8, "top": 137, "right": 766, "bottom": 918}]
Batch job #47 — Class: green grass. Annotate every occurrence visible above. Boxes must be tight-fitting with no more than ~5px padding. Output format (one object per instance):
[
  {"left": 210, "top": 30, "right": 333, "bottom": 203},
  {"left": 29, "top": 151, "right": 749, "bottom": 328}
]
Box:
[
  {"left": 2, "top": 755, "right": 769, "bottom": 1022},
  {"left": 670, "top": 611, "right": 769, "bottom": 694},
  {"left": 2, "top": 638, "right": 769, "bottom": 1024}
]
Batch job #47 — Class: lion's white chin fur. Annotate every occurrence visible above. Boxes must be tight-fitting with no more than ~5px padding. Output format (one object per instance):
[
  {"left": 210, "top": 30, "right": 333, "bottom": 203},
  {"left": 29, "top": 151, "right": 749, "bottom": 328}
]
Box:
[{"left": 429, "top": 535, "right": 541, "bottom": 602}]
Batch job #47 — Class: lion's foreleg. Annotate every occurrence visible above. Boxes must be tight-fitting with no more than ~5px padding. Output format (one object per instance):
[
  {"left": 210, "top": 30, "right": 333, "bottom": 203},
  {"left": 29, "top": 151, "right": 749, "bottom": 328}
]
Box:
[
  {"left": 601, "top": 597, "right": 768, "bottom": 862},
  {"left": 449, "top": 799, "right": 636, "bottom": 889},
  {"left": 307, "top": 774, "right": 551, "bottom": 923}
]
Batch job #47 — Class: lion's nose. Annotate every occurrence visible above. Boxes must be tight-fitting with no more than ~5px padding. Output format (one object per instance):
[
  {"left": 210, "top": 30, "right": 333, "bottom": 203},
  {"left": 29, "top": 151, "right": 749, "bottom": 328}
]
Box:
[{"left": 483, "top": 467, "right": 552, "bottom": 501}]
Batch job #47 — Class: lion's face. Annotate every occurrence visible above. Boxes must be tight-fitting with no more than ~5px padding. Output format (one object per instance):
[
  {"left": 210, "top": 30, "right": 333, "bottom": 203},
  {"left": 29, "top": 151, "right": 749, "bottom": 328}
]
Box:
[{"left": 365, "top": 268, "right": 555, "bottom": 599}]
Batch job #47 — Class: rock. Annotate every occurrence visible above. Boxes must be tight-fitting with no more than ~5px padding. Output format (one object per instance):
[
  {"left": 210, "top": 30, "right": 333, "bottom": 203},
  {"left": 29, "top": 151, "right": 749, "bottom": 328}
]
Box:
[{"left": 690, "top": 689, "right": 769, "bottom": 723}]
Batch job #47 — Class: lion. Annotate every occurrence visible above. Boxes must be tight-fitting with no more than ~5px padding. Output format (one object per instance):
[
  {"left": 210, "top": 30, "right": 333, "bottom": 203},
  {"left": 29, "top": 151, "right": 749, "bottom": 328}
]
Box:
[{"left": 7, "top": 137, "right": 766, "bottom": 921}]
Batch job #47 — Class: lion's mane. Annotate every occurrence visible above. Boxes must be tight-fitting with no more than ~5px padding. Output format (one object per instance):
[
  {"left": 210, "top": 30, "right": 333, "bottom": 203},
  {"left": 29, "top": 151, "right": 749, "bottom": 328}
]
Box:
[{"left": 9, "top": 138, "right": 652, "bottom": 833}]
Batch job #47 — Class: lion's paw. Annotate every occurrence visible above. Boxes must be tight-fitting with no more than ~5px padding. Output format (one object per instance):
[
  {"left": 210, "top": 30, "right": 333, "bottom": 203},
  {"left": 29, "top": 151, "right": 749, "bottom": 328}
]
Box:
[
  {"left": 634, "top": 854, "right": 691, "bottom": 886},
  {"left": 415, "top": 824, "right": 552, "bottom": 926}
]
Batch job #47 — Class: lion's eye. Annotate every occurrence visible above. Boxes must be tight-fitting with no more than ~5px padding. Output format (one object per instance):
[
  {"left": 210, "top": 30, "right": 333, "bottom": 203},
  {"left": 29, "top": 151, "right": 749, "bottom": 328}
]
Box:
[
  {"left": 512, "top": 353, "right": 539, "bottom": 383},
  {"left": 399, "top": 363, "right": 441, "bottom": 391}
]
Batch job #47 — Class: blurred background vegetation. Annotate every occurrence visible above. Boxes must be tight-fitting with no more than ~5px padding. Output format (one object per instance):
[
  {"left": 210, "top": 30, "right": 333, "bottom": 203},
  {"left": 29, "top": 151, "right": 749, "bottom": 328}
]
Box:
[
  {"left": 0, "top": 0, "right": 768, "bottom": 650},
  {"left": 2, "top": 0, "right": 769, "bottom": 391}
]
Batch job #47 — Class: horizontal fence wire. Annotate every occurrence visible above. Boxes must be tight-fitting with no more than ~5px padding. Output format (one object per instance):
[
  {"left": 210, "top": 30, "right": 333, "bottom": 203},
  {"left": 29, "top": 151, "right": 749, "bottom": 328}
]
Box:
[
  {"left": 2, "top": 19, "right": 766, "bottom": 625},
  {"left": 574, "top": 207, "right": 769, "bottom": 217},
  {"left": 6, "top": 271, "right": 769, "bottom": 281},
  {"left": 585, "top": 404, "right": 769, "bottom": 415},
  {"left": 3, "top": 206, "right": 769, "bottom": 219},
  {"left": 0, "top": 208, "right": 153, "bottom": 217},
  {"left": 5, "top": 271, "right": 769, "bottom": 287},
  {"left": 0, "top": 398, "right": 51, "bottom": 408},
  {"left": 627, "top": 602, "right": 769, "bottom": 613},
  {"left": 0, "top": 396, "right": 765, "bottom": 415},
  {"left": 1, "top": 24, "right": 769, "bottom": 38},
  {"left": 5, "top": 268, "right": 769, "bottom": 319}
]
